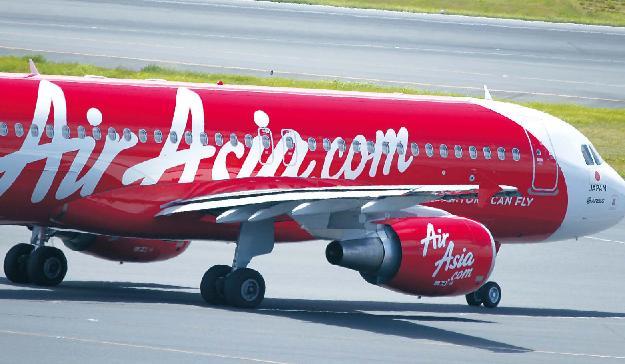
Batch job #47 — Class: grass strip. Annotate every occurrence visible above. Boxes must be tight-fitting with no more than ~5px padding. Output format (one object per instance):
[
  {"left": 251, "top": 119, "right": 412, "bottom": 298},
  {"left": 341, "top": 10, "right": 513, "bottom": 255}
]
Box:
[{"left": 264, "top": 0, "right": 625, "bottom": 27}]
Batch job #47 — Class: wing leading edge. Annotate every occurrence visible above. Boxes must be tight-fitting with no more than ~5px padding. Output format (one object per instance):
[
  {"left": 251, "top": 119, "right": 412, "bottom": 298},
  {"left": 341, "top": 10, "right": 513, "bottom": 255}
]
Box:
[{"left": 157, "top": 184, "right": 520, "bottom": 224}]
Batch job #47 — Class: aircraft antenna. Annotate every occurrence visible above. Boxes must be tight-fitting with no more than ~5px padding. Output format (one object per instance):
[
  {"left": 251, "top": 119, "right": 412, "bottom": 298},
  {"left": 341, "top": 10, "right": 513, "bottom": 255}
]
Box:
[
  {"left": 28, "top": 59, "right": 40, "bottom": 77},
  {"left": 483, "top": 85, "right": 493, "bottom": 101}
]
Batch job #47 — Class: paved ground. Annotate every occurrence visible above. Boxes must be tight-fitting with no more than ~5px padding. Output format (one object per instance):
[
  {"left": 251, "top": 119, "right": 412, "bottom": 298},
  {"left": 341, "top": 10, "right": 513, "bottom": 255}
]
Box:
[
  {"left": 1, "top": 222, "right": 624, "bottom": 363},
  {"left": 1, "top": 0, "right": 625, "bottom": 107}
]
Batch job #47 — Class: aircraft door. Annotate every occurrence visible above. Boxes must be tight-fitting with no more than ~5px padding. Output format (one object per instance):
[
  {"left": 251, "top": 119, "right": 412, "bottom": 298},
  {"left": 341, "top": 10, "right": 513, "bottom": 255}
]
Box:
[{"left": 526, "top": 124, "right": 558, "bottom": 192}]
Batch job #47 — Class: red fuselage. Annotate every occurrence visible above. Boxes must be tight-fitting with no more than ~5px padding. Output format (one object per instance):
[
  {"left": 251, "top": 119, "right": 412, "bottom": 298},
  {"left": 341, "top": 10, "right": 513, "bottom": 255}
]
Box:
[{"left": 0, "top": 73, "right": 577, "bottom": 243}]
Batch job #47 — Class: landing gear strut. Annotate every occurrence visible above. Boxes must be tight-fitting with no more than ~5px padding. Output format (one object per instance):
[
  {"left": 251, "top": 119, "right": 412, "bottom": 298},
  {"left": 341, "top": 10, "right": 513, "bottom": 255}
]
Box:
[
  {"left": 465, "top": 281, "right": 502, "bottom": 308},
  {"left": 3, "top": 226, "right": 67, "bottom": 286},
  {"left": 200, "top": 221, "right": 274, "bottom": 309}
]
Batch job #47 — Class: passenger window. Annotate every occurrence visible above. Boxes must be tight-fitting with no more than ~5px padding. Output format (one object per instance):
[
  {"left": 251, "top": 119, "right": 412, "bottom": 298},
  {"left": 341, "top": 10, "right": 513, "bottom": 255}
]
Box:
[
  {"left": 439, "top": 144, "right": 448, "bottom": 158},
  {"left": 425, "top": 143, "right": 434, "bottom": 157},
  {"left": 185, "top": 131, "right": 193, "bottom": 145},
  {"left": 323, "top": 138, "right": 331, "bottom": 151},
  {"left": 123, "top": 128, "right": 132, "bottom": 142},
  {"left": 483, "top": 146, "right": 492, "bottom": 160},
  {"left": 108, "top": 127, "right": 117, "bottom": 141},
  {"left": 62, "top": 125, "right": 70, "bottom": 139},
  {"left": 454, "top": 145, "right": 462, "bottom": 158},
  {"left": 581, "top": 145, "right": 594, "bottom": 165},
  {"left": 410, "top": 142, "right": 419, "bottom": 156},
  {"left": 30, "top": 124, "right": 39, "bottom": 138},
  {"left": 77, "top": 125, "right": 86, "bottom": 139},
  {"left": 469, "top": 146, "right": 477, "bottom": 159},
  {"left": 0, "top": 122, "right": 7, "bottom": 136},
  {"left": 138, "top": 129, "right": 148, "bottom": 143},
  {"left": 245, "top": 134, "right": 253, "bottom": 148},
  {"left": 215, "top": 133, "right": 223, "bottom": 146},
  {"left": 230, "top": 133, "right": 238, "bottom": 146},
  {"left": 261, "top": 135, "right": 271, "bottom": 150},
  {"left": 497, "top": 147, "right": 506, "bottom": 160},
  {"left": 397, "top": 142, "right": 405, "bottom": 155},
  {"left": 367, "top": 141, "right": 375, "bottom": 154},
  {"left": 382, "top": 141, "right": 390, "bottom": 155},
  {"left": 352, "top": 140, "right": 361, "bottom": 153},
  {"left": 285, "top": 136, "right": 294, "bottom": 150},
  {"left": 337, "top": 138, "right": 346, "bottom": 152},
  {"left": 92, "top": 126, "right": 101, "bottom": 141},
  {"left": 154, "top": 129, "right": 163, "bottom": 143},
  {"left": 512, "top": 148, "right": 521, "bottom": 161},
  {"left": 308, "top": 137, "right": 316, "bottom": 151},
  {"left": 15, "top": 123, "right": 24, "bottom": 138},
  {"left": 169, "top": 131, "right": 178, "bottom": 144},
  {"left": 200, "top": 132, "right": 208, "bottom": 146}
]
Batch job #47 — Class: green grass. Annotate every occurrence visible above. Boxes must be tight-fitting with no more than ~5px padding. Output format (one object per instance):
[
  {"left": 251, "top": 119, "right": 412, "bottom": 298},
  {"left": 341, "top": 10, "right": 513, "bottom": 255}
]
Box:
[
  {"left": 265, "top": 0, "right": 625, "bottom": 26},
  {"left": 2, "top": 55, "right": 624, "bottom": 175}
]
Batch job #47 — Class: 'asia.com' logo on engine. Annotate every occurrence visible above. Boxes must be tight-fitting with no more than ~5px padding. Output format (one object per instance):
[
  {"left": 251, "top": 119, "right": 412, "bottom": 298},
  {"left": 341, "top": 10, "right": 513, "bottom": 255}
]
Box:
[{"left": 420, "top": 223, "right": 475, "bottom": 279}]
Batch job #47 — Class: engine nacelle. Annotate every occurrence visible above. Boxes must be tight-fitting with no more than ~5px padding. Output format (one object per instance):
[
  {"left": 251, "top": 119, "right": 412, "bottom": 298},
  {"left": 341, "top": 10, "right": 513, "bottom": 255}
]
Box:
[
  {"left": 57, "top": 232, "right": 190, "bottom": 263},
  {"left": 326, "top": 216, "right": 496, "bottom": 297}
]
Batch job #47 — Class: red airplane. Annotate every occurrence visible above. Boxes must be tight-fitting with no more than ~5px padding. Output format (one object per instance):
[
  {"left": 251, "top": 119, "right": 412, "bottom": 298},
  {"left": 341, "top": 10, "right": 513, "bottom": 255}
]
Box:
[{"left": 1, "top": 61, "right": 624, "bottom": 309}]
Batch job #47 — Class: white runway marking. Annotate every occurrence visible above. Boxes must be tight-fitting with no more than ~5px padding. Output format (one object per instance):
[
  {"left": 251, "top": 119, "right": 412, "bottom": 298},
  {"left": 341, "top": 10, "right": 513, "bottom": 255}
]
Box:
[
  {"left": 1, "top": 45, "right": 624, "bottom": 105},
  {"left": 585, "top": 236, "right": 625, "bottom": 245},
  {"left": 0, "top": 19, "right": 623, "bottom": 65},
  {"left": 0, "top": 329, "right": 289, "bottom": 364},
  {"left": 0, "top": 31, "right": 185, "bottom": 50}
]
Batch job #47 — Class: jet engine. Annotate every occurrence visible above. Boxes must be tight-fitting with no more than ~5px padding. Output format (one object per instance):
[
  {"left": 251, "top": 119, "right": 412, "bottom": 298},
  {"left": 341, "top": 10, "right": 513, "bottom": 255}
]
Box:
[
  {"left": 56, "top": 232, "right": 190, "bottom": 263},
  {"left": 326, "top": 216, "right": 496, "bottom": 296}
]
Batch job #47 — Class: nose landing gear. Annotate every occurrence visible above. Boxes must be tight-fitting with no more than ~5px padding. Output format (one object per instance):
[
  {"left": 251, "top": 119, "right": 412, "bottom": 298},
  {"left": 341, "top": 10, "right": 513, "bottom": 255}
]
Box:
[
  {"left": 465, "top": 281, "right": 502, "bottom": 308},
  {"left": 3, "top": 227, "right": 68, "bottom": 286}
]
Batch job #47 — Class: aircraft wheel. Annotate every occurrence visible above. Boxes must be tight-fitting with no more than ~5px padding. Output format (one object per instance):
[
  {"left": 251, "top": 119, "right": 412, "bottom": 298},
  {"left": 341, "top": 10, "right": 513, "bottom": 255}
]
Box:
[
  {"left": 200, "top": 265, "right": 231, "bottom": 305},
  {"left": 4, "top": 243, "right": 34, "bottom": 284},
  {"left": 27, "top": 246, "right": 67, "bottom": 286},
  {"left": 478, "top": 281, "right": 502, "bottom": 308},
  {"left": 465, "top": 290, "right": 482, "bottom": 306},
  {"left": 223, "top": 268, "right": 265, "bottom": 309}
]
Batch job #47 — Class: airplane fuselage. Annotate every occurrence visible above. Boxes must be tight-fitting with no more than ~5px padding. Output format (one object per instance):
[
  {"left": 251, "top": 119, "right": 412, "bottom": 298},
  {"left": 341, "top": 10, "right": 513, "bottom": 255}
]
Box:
[{"left": 0, "top": 73, "right": 623, "bottom": 243}]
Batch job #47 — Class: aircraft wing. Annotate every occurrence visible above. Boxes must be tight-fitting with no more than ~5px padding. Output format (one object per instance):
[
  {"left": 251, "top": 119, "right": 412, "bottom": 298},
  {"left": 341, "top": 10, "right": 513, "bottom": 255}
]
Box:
[{"left": 158, "top": 183, "right": 520, "bottom": 224}]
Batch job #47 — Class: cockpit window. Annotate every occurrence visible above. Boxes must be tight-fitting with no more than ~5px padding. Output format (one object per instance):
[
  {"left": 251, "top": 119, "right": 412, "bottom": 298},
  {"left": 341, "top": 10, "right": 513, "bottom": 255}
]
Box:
[
  {"left": 581, "top": 145, "right": 594, "bottom": 165},
  {"left": 589, "top": 145, "right": 603, "bottom": 165}
]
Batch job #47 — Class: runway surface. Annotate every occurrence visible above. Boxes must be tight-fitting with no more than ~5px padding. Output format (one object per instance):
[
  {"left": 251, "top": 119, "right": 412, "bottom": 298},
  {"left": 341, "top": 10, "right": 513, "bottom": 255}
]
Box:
[
  {"left": 1, "top": 222, "right": 625, "bottom": 363},
  {"left": 1, "top": 0, "right": 625, "bottom": 107}
]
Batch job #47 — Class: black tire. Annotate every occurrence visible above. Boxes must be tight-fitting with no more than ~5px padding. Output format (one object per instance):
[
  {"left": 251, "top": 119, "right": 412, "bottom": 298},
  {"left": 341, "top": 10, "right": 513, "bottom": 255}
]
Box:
[
  {"left": 478, "top": 281, "right": 502, "bottom": 308},
  {"left": 465, "top": 290, "right": 482, "bottom": 306},
  {"left": 26, "top": 246, "right": 67, "bottom": 286},
  {"left": 223, "top": 268, "right": 265, "bottom": 309},
  {"left": 4, "top": 243, "right": 34, "bottom": 284},
  {"left": 200, "top": 265, "right": 232, "bottom": 305}
]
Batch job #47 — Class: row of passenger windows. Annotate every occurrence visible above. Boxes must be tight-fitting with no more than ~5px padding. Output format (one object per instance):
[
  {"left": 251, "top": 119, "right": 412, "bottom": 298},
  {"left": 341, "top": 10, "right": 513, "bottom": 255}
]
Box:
[{"left": 0, "top": 122, "right": 521, "bottom": 161}]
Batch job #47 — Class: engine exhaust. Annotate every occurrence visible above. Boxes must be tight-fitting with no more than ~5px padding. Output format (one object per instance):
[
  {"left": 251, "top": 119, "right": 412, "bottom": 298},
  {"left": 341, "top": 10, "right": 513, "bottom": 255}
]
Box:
[{"left": 326, "top": 238, "right": 385, "bottom": 273}]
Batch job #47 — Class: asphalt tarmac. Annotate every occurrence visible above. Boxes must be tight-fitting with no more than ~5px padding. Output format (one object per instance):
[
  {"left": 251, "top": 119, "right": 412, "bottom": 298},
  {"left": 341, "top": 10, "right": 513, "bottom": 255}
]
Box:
[
  {"left": 1, "top": 222, "right": 624, "bottom": 363},
  {"left": 1, "top": 0, "right": 625, "bottom": 107}
]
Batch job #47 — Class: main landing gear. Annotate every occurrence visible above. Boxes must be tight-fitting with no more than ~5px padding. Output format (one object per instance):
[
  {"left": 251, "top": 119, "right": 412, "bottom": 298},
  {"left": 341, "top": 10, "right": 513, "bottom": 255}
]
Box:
[
  {"left": 3, "top": 227, "right": 68, "bottom": 286},
  {"left": 200, "top": 221, "right": 274, "bottom": 309},
  {"left": 465, "top": 281, "right": 502, "bottom": 308}
]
